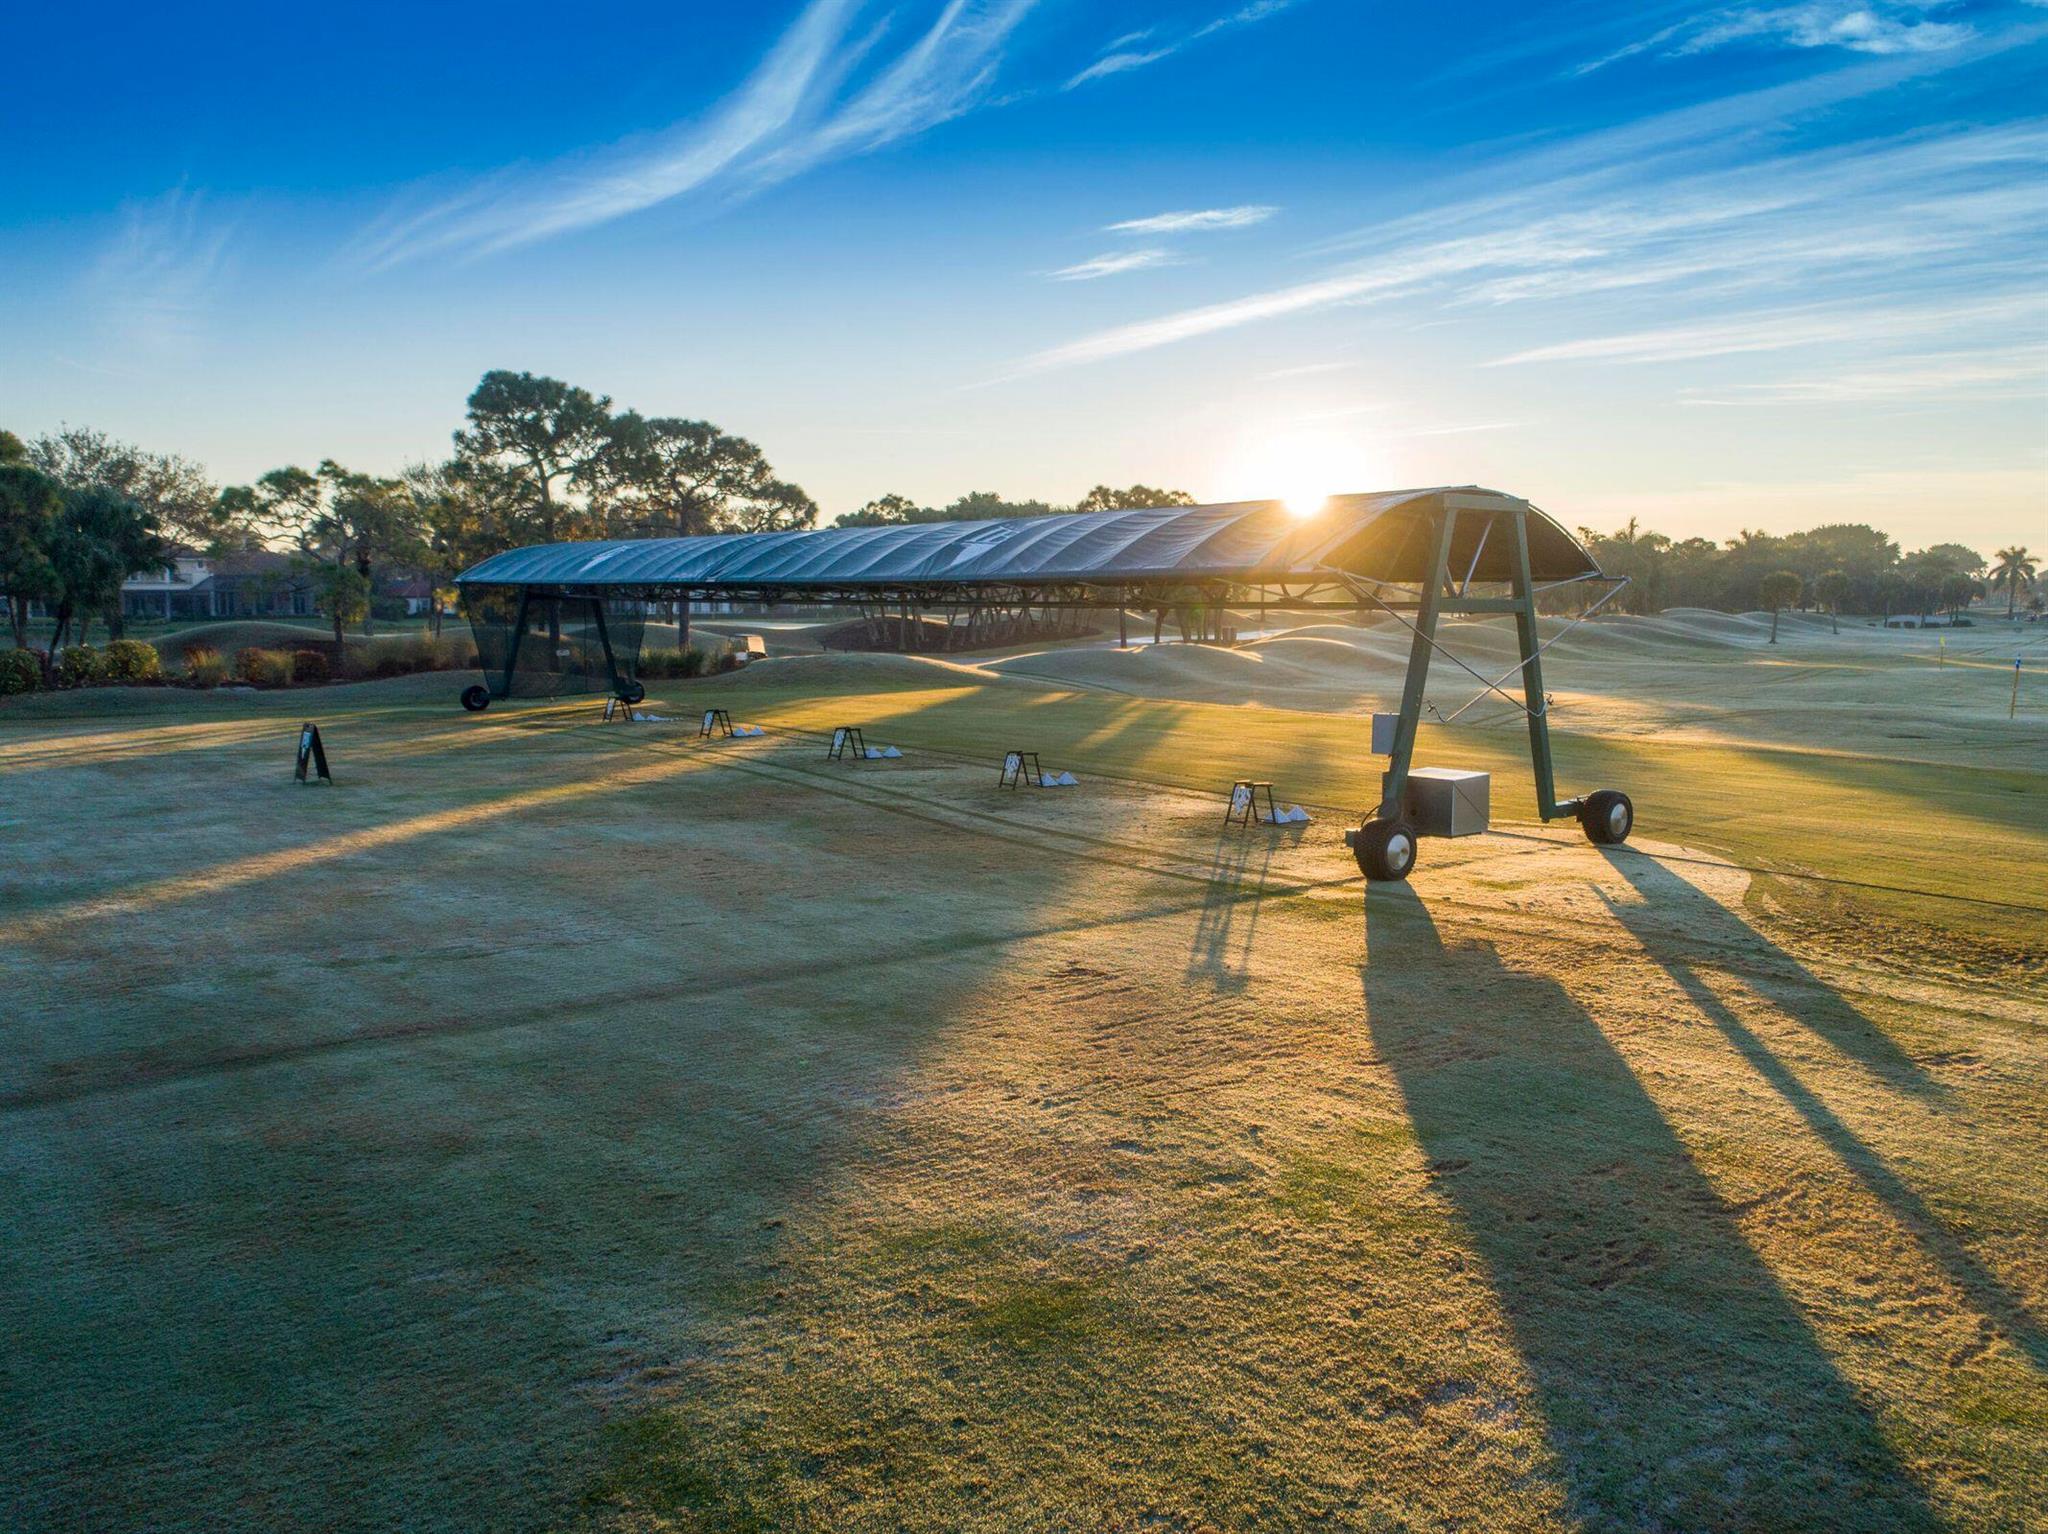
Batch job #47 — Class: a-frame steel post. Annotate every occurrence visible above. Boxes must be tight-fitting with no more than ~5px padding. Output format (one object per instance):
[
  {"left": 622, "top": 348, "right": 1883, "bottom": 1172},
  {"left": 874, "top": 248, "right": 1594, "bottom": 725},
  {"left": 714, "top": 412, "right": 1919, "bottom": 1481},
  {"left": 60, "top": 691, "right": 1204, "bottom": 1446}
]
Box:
[
  {"left": 588, "top": 595, "right": 630, "bottom": 698},
  {"left": 1374, "top": 500, "right": 1580, "bottom": 826},
  {"left": 499, "top": 589, "right": 532, "bottom": 699},
  {"left": 1506, "top": 505, "right": 1565, "bottom": 820},
  {"left": 1376, "top": 508, "right": 1458, "bottom": 822}
]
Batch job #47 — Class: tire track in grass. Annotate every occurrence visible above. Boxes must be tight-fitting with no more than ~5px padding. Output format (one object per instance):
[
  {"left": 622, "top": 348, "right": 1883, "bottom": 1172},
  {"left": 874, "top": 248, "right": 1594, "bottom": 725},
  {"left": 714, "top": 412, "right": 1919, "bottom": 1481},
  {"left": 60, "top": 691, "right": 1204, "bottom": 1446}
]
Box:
[
  {"left": 7, "top": 721, "right": 2014, "bottom": 1112},
  {"left": 590, "top": 727, "right": 2029, "bottom": 1018}
]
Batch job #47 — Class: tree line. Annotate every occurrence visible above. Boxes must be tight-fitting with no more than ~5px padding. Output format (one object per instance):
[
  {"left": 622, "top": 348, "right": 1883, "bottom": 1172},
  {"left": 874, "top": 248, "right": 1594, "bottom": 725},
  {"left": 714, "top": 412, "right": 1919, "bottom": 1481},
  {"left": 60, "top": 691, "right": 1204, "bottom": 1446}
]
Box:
[
  {"left": 0, "top": 371, "right": 827, "bottom": 653},
  {"left": 5, "top": 368, "right": 2037, "bottom": 667},
  {"left": 1576, "top": 519, "right": 2038, "bottom": 625},
  {"left": 0, "top": 370, "right": 1215, "bottom": 660},
  {"left": 837, "top": 484, "right": 1196, "bottom": 525}
]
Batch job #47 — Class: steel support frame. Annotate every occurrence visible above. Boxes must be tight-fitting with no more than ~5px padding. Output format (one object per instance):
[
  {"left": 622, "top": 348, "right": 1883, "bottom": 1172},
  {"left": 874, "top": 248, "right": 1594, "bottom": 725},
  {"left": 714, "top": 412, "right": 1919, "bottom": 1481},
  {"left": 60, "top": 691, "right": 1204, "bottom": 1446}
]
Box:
[
  {"left": 587, "top": 596, "right": 632, "bottom": 699},
  {"left": 490, "top": 590, "right": 634, "bottom": 701},
  {"left": 499, "top": 589, "right": 532, "bottom": 700},
  {"left": 1373, "top": 503, "right": 1577, "bottom": 826}
]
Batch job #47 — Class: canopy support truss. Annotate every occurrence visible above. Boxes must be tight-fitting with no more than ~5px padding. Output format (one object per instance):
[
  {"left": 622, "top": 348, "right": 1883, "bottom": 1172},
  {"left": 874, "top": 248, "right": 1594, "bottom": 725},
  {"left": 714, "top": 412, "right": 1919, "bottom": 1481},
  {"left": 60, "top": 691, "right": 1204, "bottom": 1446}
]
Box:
[{"left": 1335, "top": 505, "right": 1627, "bottom": 826}]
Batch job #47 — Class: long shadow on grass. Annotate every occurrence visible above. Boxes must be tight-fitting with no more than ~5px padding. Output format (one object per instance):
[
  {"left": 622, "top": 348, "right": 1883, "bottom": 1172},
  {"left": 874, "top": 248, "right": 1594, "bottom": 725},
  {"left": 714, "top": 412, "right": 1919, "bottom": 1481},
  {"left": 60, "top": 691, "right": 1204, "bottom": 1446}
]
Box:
[
  {"left": 1361, "top": 885, "right": 1940, "bottom": 1532},
  {"left": 1187, "top": 827, "right": 1286, "bottom": 992},
  {"left": 1600, "top": 848, "right": 2046, "bottom": 1371},
  {"left": 1574, "top": 841, "right": 1947, "bottom": 1100}
]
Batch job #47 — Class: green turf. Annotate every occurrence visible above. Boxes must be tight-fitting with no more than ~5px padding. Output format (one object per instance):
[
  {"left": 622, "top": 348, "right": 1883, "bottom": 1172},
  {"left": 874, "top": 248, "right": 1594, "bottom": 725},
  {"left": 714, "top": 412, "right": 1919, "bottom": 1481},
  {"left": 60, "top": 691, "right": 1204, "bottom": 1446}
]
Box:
[{"left": 2, "top": 659, "right": 2042, "bottom": 1532}]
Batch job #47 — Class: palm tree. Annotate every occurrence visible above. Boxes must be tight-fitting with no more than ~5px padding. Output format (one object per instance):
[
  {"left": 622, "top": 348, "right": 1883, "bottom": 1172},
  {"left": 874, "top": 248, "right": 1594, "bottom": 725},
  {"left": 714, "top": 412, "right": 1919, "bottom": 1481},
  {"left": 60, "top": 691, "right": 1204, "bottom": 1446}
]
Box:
[
  {"left": 1759, "top": 569, "right": 1802, "bottom": 644},
  {"left": 1990, "top": 546, "right": 2037, "bottom": 619}
]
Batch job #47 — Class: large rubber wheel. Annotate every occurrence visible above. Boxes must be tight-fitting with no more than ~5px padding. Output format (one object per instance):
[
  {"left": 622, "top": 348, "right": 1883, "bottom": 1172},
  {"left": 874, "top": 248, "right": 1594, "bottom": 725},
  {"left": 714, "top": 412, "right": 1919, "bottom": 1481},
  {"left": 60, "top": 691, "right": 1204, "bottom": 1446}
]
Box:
[
  {"left": 620, "top": 680, "right": 646, "bottom": 705},
  {"left": 460, "top": 685, "right": 491, "bottom": 713},
  {"left": 1581, "top": 789, "right": 1634, "bottom": 846},
  {"left": 1353, "top": 818, "right": 1419, "bottom": 882}
]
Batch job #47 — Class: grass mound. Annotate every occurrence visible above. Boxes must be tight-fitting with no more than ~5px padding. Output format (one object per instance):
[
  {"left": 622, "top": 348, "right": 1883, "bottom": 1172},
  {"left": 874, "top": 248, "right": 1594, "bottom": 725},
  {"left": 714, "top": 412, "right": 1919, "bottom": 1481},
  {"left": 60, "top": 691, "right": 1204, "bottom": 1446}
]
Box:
[{"left": 152, "top": 622, "right": 340, "bottom": 667}]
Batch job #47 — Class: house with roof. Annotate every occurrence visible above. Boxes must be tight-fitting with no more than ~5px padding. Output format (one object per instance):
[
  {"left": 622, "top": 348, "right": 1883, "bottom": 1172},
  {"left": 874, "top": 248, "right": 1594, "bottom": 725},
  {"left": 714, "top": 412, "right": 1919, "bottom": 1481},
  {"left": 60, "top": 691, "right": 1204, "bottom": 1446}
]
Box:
[{"left": 120, "top": 549, "right": 316, "bottom": 620}]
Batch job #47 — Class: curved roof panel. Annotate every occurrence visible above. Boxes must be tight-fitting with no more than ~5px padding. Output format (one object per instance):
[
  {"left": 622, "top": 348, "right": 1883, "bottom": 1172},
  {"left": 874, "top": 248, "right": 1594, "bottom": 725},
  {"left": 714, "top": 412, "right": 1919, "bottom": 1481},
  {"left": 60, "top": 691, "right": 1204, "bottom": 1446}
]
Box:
[{"left": 456, "top": 487, "right": 1600, "bottom": 590}]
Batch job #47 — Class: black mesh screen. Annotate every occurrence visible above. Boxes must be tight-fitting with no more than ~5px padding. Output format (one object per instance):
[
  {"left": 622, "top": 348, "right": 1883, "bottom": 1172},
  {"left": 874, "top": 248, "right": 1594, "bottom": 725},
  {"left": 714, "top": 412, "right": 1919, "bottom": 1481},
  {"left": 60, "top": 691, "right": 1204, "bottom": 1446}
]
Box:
[{"left": 460, "top": 585, "right": 647, "bottom": 700}]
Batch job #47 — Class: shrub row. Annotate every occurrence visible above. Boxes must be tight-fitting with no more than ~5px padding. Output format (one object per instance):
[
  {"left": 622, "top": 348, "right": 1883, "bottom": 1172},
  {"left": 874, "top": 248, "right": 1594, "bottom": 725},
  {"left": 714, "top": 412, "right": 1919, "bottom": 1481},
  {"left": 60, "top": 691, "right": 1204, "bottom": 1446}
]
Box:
[
  {"left": 0, "top": 648, "right": 44, "bottom": 695},
  {"left": 1, "top": 639, "right": 169, "bottom": 692},
  {"left": 636, "top": 643, "right": 742, "bottom": 680},
  {"left": 2, "top": 630, "right": 733, "bottom": 698}
]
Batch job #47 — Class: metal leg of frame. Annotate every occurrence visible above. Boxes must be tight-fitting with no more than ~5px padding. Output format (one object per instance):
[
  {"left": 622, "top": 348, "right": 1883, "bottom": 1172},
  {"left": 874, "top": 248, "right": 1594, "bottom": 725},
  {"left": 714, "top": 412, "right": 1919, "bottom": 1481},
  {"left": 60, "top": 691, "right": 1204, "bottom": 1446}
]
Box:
[
  {"left": 1507, "top": 508, "right": 1571, "bottom": 821},
  {"left": 1376, "top": 509, "right": 1458, "bottom": 822},
  {"left": 590, "top": 596, "right": 628, "bottom": 697},
  {"left": 501, "top": 590, "right": 531, "bottom": 699}
]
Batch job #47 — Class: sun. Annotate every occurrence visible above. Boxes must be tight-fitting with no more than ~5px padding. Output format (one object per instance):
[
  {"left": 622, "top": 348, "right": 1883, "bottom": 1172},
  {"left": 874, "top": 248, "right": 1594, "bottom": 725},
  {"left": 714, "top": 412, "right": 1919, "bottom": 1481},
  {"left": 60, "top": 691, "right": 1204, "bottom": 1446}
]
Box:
[{"left": 1220, "top": 426, "right": 1364, "bottom": 520}]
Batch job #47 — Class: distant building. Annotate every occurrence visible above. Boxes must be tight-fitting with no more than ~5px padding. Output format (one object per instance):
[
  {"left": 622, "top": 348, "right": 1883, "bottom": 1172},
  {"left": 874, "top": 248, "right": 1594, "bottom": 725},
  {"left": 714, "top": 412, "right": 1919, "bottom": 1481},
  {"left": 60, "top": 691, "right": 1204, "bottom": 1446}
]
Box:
[
  {"left": 380, "top": 574, "right": 437, "bottom": 616},
  {"left": 120, "top": 549, "right": 315, "bottom": 620}
]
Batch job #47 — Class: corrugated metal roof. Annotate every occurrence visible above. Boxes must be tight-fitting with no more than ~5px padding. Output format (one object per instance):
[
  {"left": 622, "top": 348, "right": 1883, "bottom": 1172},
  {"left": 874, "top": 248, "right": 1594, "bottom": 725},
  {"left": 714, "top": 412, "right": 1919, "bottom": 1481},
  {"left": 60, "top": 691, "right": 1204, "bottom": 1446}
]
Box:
[{"left": 455, "top": 487, "right": 1599, "bottom": 590}]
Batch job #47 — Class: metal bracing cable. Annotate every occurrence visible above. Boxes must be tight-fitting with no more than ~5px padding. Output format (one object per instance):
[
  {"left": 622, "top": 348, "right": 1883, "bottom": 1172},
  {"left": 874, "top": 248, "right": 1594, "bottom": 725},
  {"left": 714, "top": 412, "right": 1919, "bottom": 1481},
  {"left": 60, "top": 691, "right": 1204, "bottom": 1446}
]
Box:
[
  {"left": 1432, "top": 576, "right": 1633, "bottom": 725},
  {"left": 1328, "top": 570, "right": 1566, "bottom": 721}
]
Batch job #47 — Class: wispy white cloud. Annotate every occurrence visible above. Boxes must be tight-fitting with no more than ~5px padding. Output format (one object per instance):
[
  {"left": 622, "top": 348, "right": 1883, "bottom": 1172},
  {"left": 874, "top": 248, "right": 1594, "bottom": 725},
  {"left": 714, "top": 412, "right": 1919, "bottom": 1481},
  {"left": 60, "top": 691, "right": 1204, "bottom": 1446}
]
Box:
[
  {"left": 1260, "top": 359, "right": 1358, "bottom": 379},
  {"left": 1195, "top": 0, "right": 1303, "bottom": 38},
  {"left": 1017, "top": 22, "right": 2048, "bottom": 380},
  {"left": 1382, "top": 419, "right": 1521, "bottom": 437},
  {"left": 1064, "top": 0, "right": 1302, "bottom": 90},
  {"left": 83, "top": 188, "right": 232, "bottom": 355},
  {"left": 1578, "top": 2, "right": 1977, "bottom": 74},
  {"left": 1049, "top": 248, "right": 1179, "bottom": 280},
  {"left": 1065, "top": 49, "right": 1172, "bottom": 88},
  {"left": 354, "top": 0, "right": 1034, "bottom": 268},
  {"left": 1486, "top": 291, "right": 2048, "bottom": 366},
  {"left": 1107, "top": 205, "right": 1276, "bottom": 233},
  {"left": 1679, "top": 346, "right": 2048, "bottom": 402},
  {"left": 1685, "top": 3, "right": 1975, "bottom": 56}
]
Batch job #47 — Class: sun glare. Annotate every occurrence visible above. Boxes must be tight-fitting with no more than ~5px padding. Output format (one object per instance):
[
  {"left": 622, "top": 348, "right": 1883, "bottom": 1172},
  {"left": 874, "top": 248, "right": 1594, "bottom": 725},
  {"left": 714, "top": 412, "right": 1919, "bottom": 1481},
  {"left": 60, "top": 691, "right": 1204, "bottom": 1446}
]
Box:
[{"left": 1223, "top": 428, "right": 1364, "bottom": 520}]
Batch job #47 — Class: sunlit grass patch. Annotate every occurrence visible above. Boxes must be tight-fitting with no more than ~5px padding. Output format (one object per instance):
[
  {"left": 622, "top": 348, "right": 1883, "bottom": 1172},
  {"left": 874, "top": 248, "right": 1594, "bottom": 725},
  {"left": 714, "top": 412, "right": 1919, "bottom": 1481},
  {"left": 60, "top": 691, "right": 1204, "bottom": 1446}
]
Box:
[{"left": 2, "top": 666, "right": 2042, "bottom": 1531}]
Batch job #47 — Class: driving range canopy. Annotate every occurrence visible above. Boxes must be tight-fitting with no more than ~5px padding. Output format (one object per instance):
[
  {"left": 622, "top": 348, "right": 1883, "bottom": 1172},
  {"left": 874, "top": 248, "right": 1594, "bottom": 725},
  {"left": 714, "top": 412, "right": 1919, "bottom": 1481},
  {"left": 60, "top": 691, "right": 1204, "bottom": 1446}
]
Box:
[
  {"left": 451, "top": 486, "right": 1637, "bottom": 880},
  {"left": 454, "top": 487, "right": 1600, "bottom": 599}
]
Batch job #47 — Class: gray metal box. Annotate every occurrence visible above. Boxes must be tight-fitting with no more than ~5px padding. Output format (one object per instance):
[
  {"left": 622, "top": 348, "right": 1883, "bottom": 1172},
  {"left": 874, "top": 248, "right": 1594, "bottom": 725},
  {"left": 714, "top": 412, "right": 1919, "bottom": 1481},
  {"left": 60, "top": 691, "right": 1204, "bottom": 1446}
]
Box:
[{"left": 1404, "top": 767, "right": 1490, "bottom": 837}]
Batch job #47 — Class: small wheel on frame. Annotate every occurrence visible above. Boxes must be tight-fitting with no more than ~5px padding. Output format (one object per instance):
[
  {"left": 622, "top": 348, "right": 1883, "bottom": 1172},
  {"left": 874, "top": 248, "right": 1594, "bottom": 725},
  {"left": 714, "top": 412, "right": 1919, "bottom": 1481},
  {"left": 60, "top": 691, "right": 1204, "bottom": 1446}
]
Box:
[
  {"left": 1351, "top": 818, "right": 1419, "bottom": 882},
  {"left": 1580, "top": 789, "right": 1634, "bottom": 846},
  {"left": 620, "top": 680, "right": 647, "bottom": 705},
  {"left": 460, "top": 685, "right": 492, "bottom": 713}
]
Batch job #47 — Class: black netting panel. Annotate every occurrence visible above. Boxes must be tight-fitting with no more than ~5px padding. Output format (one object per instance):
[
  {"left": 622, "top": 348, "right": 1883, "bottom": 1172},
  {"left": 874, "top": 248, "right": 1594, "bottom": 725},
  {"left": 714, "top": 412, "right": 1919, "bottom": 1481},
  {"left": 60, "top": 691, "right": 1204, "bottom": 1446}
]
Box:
[{"left": 461, "top": 586, "right": 648, "bottom": 699}]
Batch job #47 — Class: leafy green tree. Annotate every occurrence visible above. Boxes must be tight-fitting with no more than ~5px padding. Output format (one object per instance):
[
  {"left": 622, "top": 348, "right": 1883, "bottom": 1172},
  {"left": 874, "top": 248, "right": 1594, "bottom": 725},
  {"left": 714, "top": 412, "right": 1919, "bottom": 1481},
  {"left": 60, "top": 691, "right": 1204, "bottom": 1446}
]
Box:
[
  {"left": 1938, "top": 573, "right": 1982, "bottom": 619},
  {"left": 1076, "top": 484, "right": 1195, "bottom": 513},
  {"left": 1813, "top": 569, "right": 1850, "bottom": 635},
  {"left": 453, "top": 371, "right": 616, "bottom": 543},
  {"left": 1903, "top": 543, "right": 1984, "bottom": 596},
  {"left": 306, "top": 563, "right": 371, "bottom": 643},
  {"left": 44, "top": 485, "right": 164, "bottom": 650},
  {"left": 1758, "top": 569, "right": 1802, "bottom": 644},
  {"left": 1990, "top": 546, "right": 2036, "bottom": 619},
  {"left": 836, "top": 493, "right": 925, "bottom": 527},
  {"left": 239, "top": 461, "right": 424, "bottom": 640},
  {"left": 0, "top": 429, "right": 27, "bottom": 465},
  {"left": 943, "top": 490, "right": 1058, "bottom": 521},
  {"left": 0, "top": 463, "right": 64, "bottom": 647},
  {"left": 603, "top": 415, "right": 817, "bottom": 537},
  {"left": 1576, "top": 518, "right": 1676, "bottom": 615},
  {"left": 405, "top": 458, "right": 532, "bottom": 636},
  {"left": 26, "top": 426, "right": 232, "bottom": 552},
  {"left": 598, "top": 416, "right": 816, "bottom": 647},
  {"left": 835, "top": 491, "right": 1061, "bottom": 527}
]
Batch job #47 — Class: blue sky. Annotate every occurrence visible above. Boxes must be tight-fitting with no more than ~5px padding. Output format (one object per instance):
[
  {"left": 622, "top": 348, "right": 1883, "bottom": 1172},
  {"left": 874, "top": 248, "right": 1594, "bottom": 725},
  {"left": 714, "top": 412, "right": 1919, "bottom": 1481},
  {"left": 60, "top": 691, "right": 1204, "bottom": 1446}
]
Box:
[{"left": 3, "top": 0, "right": 2044, "bottom": 548}]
